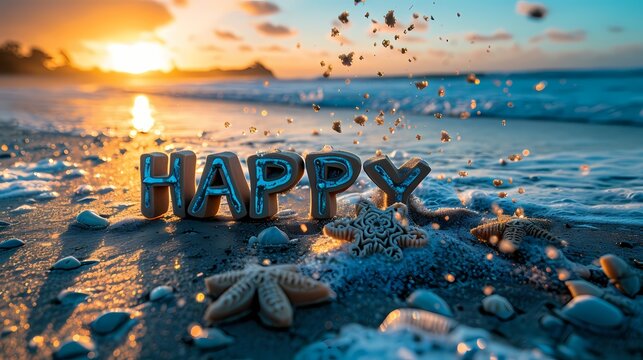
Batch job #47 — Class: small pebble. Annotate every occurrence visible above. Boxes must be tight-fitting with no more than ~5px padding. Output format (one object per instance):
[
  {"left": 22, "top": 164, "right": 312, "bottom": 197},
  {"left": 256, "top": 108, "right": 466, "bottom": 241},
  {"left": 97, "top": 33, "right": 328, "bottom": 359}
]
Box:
[
  {"left": 150, "top": 285, "right": 174, "bottom": 301},
  {"left": 76, "top": 210, "right": 109, "bottom": 229},
  {"left": 53, "top": 337, "right": 95, "bottom": 360},
  {"left": 52, "top": 256, "right": 82, "bottom": 270},
  {"left": 90, "top": 310, "right": 132, "bottom": 335}
]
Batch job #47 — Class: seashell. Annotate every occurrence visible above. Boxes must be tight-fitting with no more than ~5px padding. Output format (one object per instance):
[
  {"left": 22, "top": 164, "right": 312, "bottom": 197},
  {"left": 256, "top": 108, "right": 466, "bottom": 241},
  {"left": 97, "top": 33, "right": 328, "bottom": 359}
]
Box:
[
  {"left": 150, "top": 285, "right": 174, "bottom": 301},
  {"left": 565, "top": 280, "right": 604, "bottom": 298},
  {"left": 10, "top": 204, "right": 34, "bottom": 214},
  {"left": 97, "top": 185, "right": 116, "bottom": 194},
  {"left": 74, "top": 184, "right": 94, "bottom": 195},
  {"left": 53, "top": 337, "right": 95, "bottom": 360},
  {"left": 52, "top": 256, "right": 82, "bottom": 270},
  {"left": 557, "top": 295, "right": 624, "bottom": 333},
  {"left": 76, "top": 209, "right": 109, "bottom": 229},
  {"left": 600, "top": 254, "right": 640, "bottom": 297},
  {"left": 406, "top": 289, "right": 454, "bottom": 317},
  {"left": 90, "top": 310, "right": 132, "bottom": 335},
  {"left": 76, "top": 196, "right": 98, "bottom": 204},
  {"left": 56, "top": 290, "right": 90, "bottom": 305},
  {"left": 379, "top": 308, "right": 457, "bottom": 334},
  {"left": 539, "top": 314, "right": 565, "bottom": 339},
  {"left": 191, "top": 326, "right": 234, "bottom": 350},
  {"left": 249, "top": 226, "right": 289, "bottom": 247},
  {"left": 0, "top": 238, "right": 25, "bottom": 249},
  {"left": 481, "top": 294, "right": 515, "bottom": 320},
  {"left": 36, "top": 191, "right": 60, "bottom": 200}
]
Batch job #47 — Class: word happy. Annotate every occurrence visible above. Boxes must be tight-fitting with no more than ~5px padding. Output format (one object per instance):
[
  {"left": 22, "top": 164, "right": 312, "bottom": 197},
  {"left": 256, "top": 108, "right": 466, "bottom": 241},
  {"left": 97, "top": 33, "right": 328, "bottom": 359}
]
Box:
[{"left": 140, "top": 150, "right": 431, "bottom": 220}]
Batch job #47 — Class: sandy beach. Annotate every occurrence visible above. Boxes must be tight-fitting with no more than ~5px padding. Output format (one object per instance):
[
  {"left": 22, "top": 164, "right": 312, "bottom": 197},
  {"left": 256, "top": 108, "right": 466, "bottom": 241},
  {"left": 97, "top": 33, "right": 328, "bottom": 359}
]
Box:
[{"left": 1, "top": 95, "right": 641, "bottom": 359}]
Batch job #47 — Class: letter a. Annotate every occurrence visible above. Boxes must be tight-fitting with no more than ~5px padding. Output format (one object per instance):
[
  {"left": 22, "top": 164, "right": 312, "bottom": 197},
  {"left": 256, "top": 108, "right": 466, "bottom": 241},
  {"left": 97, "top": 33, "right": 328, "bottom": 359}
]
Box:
[{"left": 188, "top": 152, "right": 250, "bottom": 219}]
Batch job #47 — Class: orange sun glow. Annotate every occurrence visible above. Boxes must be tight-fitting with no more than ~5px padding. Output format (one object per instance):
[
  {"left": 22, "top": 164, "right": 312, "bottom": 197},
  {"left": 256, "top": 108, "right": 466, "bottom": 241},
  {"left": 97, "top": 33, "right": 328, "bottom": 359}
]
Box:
[{"left": 105, "top": 42, "right": 172, "bottom": 74}]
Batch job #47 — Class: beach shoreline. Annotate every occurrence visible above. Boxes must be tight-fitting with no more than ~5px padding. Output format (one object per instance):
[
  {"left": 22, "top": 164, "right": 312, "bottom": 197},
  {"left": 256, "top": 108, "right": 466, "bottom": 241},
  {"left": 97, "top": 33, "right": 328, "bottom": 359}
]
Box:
[{"left": 0, "top": 115, "right": 641, "bottom": 359}]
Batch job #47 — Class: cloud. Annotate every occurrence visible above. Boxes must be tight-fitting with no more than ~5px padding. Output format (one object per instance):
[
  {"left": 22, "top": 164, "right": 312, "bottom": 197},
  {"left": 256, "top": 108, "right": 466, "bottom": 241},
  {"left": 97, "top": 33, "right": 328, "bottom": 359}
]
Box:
[
  {"left": 260, "top": 45, "right": 288, "bottom": 52},
  {"left": 465, "top": 30, "right": 512, "bottom": 42},
  {"left": 0, "top": 0, "right": 173, "bottom": 47},
  {"left": 531, "top": 29, "right": 586, "bottom": 43},
  {"left": 200, "top": 45, "right": 223, "bottom": 52},
  {"left": 173, "top": 0, "right": 188, "bottom": 6},
  {"left": 214, "top": 30, "right": 242, "bottom": 41},
  {"left": 516, "top": 1, "right": 548, "bottom": 19},
  {"left": 331, "top": 34, "right": 353, "bottom": 46},
  {"left": 240, "top": 1, "right": 280, "bottom": 15},
  {"left": 256, "top": 22, "right": 295, "bottom": 37},
  {"left": 608, "top": 26, "right": 624, "bottom": 33},
  {"left": 239, "top": 45, "right": 253, "bottom": 52}
]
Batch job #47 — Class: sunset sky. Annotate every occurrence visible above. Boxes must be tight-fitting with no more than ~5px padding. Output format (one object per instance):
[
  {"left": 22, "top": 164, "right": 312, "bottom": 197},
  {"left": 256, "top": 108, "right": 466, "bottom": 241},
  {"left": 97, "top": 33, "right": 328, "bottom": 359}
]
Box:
[{"left": 0, "top": 0, "right": 642, "bottom": 78}]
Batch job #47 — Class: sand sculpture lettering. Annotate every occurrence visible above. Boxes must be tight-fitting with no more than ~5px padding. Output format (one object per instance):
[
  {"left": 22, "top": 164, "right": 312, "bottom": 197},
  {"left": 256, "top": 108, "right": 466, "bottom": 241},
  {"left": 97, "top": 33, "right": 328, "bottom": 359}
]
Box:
[{"left": 140, "top": 150, "right": 431, "bottom": 220}]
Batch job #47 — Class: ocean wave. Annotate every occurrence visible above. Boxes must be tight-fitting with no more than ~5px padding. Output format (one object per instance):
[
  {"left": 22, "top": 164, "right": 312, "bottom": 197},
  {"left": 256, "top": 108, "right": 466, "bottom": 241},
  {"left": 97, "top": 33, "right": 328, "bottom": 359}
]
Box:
[{"left": 143, "top": 71, "right": 643, "bottom": 125}]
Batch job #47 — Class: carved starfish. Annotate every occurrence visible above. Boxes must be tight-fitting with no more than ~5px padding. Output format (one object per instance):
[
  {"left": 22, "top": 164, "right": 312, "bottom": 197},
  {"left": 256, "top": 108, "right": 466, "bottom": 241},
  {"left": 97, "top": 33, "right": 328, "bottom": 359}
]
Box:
[
  {"left": 323, "top": 200, "right": 429, "bottom": 261},
  {"left": 203, "top": 264, "right": 335, "bottom": 328},
  {"left": 470, "top": 216, "right": 564, "bottom": 253}
]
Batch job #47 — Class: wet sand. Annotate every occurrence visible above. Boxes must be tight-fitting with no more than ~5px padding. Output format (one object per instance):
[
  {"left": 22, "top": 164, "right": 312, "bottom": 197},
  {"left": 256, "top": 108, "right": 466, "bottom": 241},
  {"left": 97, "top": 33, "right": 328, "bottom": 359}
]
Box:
[{"left": 0, "top": 121, "right": 642, "bottom": 359}]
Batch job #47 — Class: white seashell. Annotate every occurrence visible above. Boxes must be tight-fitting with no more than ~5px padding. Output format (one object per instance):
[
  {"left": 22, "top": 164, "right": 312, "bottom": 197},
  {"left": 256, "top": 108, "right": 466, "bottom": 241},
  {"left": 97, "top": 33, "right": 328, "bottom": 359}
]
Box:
[
  {"left": 565, "top": 280, "right": 604, "bottom": 298},
  {"left": 10, "top": 204, "right": 34, "bottom": 214},
  {"left": 192, "top": 327, "right": 234, "bottom": 350},
  {"left": 600, "top": 254, "right": 640, "bottom": 297},
  {"left": 150, "top": 285, "right": 174, "bottom": 301},
  {"left": 406, "top": 289, "right": 453, "bottom": 317},
  {"left": 379, "top": 308, "right": 457, "bottom": 334},
  {"left": 251, "top": 226, "right": 289, "bottom": 247},
  {"left": 74, "top": 184, "right": 94, "bottom": 195},
  {"left": 52, "top": 256, "right": 82, "bottom": 270},
  {"left": 76, "top": 210, "right": 109, "bottom": 229},
  {"left": 36, "top": 191, "right": 60, "bottom": 200},
  {"left": 54, "top": 338, "right": 95, "bottom": 359},
  {"left": 76, "top": 196, "right": 98, "bottom": 204},
  {"left": 0, "top": 238, "right": 25, "bottom": 249},
  {"left": 90, "top": 310, "right": 132, "bottom": 335},
  {"left": 558, "top": 295, "right": 624, "bottom": 332},
  {"left": 56, "top": 290, "right": 90, "bottom": 305},
  {"left": 481, "top": 294, "right": 515, "bottom": 320}
]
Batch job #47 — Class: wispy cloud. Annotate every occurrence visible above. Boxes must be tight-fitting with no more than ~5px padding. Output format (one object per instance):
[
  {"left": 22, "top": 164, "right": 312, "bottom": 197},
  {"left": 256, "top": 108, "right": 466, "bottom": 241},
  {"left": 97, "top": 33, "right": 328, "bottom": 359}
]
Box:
[
  {"left": 531, "top": 29, "right": 586, "bottom": 43},
  {"left": 256, "top": 22, "right": 295, "bottom": 37},
  {"left": 240, "top": 1, "right": 280, "bottom": 16},
  {"left": 260, "top": 44, "right": 288, "bottom": 52},
  {"left": 214, "top": 30, "right": 242, "bottom": 41},
  {"left": 465, "top": 30, "right": 512, "bottom": 42}
]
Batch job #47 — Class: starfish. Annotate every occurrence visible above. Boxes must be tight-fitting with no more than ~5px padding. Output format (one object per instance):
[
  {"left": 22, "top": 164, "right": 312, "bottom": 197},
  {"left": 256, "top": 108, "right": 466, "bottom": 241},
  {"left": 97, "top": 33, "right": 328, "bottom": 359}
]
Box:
[
  {"left": 203, "top": 264, "right": 335, "bottom": 328},
  {"left": 470, "top": 216, "right": 565, "bottom": 253},
  {"left": 323, "top": 200, "right": 429, "bottom": 261}
]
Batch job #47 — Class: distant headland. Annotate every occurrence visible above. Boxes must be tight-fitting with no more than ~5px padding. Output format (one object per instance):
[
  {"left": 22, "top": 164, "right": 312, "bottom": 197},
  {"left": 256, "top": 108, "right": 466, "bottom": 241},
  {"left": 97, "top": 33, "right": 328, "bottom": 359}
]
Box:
[{"left": 0, "top": 41, "right": 274, "bottom": 79}]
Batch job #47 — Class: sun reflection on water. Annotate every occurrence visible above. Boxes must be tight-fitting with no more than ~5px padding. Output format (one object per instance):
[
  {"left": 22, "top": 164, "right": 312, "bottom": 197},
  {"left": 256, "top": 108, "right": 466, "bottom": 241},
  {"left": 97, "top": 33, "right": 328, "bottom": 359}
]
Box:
[{"left": 131, "top": 95, "right": 155, "bottom": 133}]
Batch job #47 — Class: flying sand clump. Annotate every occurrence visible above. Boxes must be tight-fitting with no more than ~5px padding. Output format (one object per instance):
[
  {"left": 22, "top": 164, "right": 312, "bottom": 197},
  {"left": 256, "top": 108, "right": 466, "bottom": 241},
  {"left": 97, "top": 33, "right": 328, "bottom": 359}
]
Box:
[{"left": 338, "top": 52, "right": 355, "bottom": 66}]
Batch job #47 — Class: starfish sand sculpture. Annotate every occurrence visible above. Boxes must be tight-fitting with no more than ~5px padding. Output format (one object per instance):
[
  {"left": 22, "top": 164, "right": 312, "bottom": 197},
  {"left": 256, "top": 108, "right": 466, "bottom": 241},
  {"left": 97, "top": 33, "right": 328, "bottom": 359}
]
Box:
[
  {"left": 470, "top": 215, "right": 566, "bottom": 253},
  {"left": 323, "top": 200, "right": 429, "bottom": 261},
  {"left": 203, "top": 264, "right": 335, "bottom": 328}
]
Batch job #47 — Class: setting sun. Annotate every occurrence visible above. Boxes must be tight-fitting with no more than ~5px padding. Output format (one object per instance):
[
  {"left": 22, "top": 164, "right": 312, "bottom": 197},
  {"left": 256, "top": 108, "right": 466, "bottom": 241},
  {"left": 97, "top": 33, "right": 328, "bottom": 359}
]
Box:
[{"left": 105, "top": 42, "right": 172, "bottom": 74}]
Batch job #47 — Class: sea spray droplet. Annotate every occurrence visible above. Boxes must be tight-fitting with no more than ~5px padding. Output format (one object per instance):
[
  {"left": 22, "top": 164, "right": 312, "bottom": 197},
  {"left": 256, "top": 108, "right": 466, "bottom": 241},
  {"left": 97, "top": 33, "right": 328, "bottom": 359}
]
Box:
[
  {"left": 90, "top": 310, "right": 132, "bottom": 335},
  {"left": 0, "top": 238, "right": 25, "bottom": 249},
  {"left": 150, "top": 285, "right": 174, "bottom": 301},
  {"left": 52, "top": 256, "right": 82, "bottom": 270},
  {"left": 481, "top": 294, "right": 515, "bottom": 320},
  {"left": 76, "top": 210, "right": 109, "bottom": 229},
  {"left": 406, "top": 289, "right": 454, "bottom": 317},
  {"left": 53, "top": 337, "right": 95, "bottom": 360}
]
